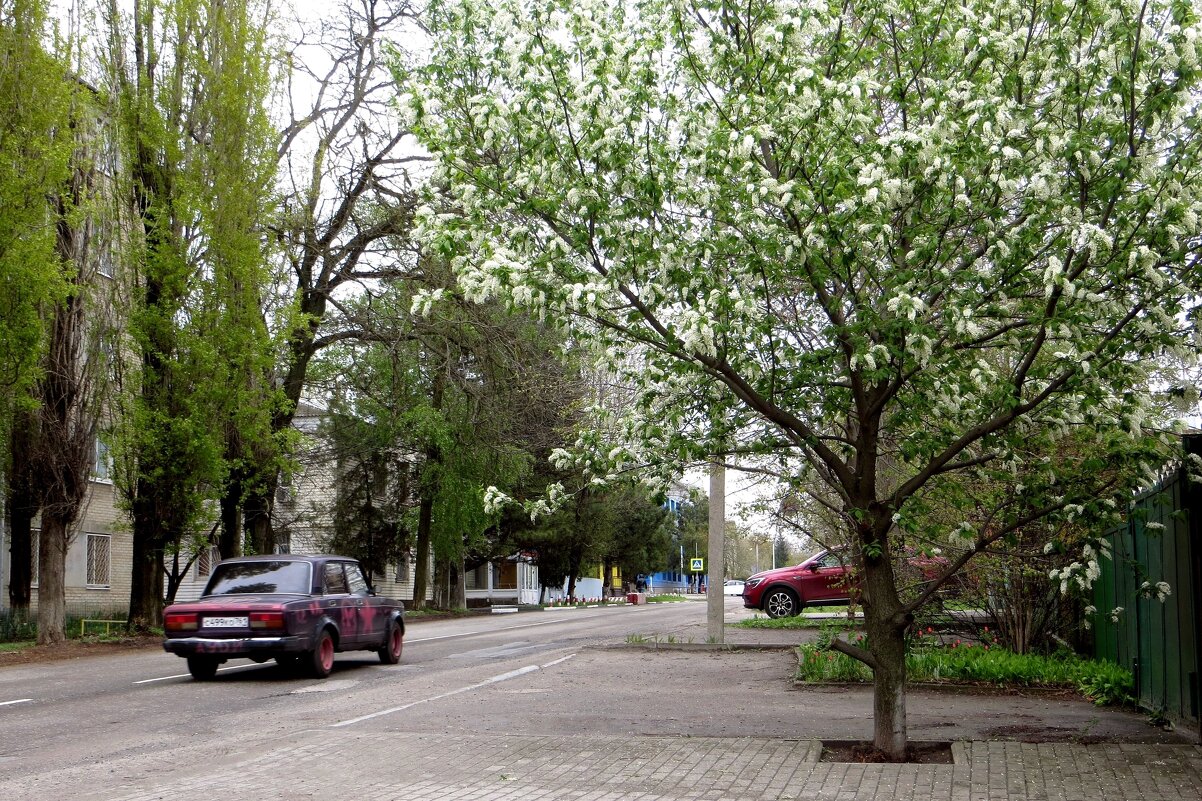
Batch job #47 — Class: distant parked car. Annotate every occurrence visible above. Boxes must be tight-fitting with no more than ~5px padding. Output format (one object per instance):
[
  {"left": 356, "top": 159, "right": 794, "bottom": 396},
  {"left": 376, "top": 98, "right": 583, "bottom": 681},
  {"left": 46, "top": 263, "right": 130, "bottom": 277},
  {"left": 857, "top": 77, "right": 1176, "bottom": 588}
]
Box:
[
  {"left": 722, "top": 579, "right": 745, "bottom": 596},
  {"left": 162, "top": 554, "right": 404, "bottom": 680},
  {"left": 741, "top": 548, "right": 947, "bottom": 618}
]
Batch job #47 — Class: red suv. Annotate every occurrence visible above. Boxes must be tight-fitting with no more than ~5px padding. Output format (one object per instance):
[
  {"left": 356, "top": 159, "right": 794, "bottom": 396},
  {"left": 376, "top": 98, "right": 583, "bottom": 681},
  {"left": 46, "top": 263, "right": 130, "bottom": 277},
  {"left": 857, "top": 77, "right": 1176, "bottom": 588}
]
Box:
[
  {"left": 741, "top": 549, "right": 853, "bottom": 618},
  {"left": 742, "top": 547, "right": 951, "bottom": 618}
]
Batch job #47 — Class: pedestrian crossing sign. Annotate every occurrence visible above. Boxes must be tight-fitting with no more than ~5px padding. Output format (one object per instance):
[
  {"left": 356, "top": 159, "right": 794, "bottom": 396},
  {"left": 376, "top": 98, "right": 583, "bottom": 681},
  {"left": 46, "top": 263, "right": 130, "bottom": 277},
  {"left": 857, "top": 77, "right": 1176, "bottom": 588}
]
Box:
[{"left": 690, "top": 558, "right": 704, "bottom": 572}]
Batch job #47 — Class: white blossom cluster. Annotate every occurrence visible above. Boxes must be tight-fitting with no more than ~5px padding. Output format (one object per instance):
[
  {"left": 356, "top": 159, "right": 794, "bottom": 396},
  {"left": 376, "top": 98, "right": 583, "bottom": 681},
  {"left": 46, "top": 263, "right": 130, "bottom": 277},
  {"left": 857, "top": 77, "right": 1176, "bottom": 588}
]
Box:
[
  {"left": 405, "top": 0, "right": 1202, "bottom": 535},
  {"left": 1139, "top": 580, "right": 1173, "bottom": 602}
]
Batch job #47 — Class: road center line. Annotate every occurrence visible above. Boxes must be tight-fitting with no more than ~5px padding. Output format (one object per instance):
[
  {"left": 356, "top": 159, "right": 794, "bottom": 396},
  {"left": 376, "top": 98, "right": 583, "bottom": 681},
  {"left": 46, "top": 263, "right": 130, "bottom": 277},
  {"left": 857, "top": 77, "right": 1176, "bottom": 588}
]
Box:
[
  {"left": 134, "top": 661, "right": 263, "bottom": 685},
  {"left": 405, "top": 610, "right": 617, "bottom": 644},
  {"left": 330, "top": 652, "right": 577, "bottom": 728},
  {"left": 0, "top": 698, "right": 33, "bottom": 707}
]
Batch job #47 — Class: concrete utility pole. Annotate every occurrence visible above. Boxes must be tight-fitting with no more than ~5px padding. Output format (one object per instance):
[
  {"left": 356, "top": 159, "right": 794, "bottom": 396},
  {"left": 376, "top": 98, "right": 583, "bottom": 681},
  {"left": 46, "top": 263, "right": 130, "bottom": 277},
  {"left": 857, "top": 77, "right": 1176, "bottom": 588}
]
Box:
[{"left": 707, "top": 458, "right": 725, "bottom": 643}]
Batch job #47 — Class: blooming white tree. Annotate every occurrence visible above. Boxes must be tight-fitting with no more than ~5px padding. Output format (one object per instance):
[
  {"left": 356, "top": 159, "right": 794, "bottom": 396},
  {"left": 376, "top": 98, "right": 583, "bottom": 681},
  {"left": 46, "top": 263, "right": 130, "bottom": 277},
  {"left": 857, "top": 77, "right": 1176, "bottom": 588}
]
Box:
[{"left": 405, "top": 0, "right": 1202, "bottom": 757}]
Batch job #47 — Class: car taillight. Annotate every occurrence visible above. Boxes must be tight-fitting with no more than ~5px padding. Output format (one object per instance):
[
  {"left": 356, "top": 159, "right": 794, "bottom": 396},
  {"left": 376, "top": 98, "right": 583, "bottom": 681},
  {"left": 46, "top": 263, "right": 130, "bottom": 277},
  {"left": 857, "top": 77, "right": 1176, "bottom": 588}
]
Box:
[
  {"left": 164, "top": 612, "right": 198, "bottom": 631},
  {"left": 249, "top": 611, "right": 285, "bottom": 630}
]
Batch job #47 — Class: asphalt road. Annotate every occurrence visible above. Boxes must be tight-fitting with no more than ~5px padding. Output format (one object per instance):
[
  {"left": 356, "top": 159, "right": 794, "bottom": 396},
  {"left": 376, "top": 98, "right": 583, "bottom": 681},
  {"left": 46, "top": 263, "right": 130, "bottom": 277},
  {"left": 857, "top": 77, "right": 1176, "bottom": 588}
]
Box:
[
  {"left": 0, "top": 600, "right": 730, "bottom": 783},
  {"left": 0, "top": 597, "right": 1190, "bottom": 801}
]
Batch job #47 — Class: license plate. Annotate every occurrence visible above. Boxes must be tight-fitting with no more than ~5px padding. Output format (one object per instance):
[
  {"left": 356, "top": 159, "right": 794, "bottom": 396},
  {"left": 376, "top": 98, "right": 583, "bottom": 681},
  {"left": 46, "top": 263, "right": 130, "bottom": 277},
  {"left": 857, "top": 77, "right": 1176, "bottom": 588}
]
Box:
[{"left": 203, "top": 616, "right": 248, "bottom": 628}]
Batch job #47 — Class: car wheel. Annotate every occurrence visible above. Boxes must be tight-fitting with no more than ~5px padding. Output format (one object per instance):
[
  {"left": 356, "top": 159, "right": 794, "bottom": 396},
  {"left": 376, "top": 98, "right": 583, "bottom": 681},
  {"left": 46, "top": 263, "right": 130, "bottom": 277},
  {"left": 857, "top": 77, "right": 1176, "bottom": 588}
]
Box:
[
  {"left": 186, "top": 656, "right": 219, "bottom": 681},
  {"left": 377, "top": 620, "right": 403, "bottom": 665},
  {"left": 764, "top": 587, "right": 800, "bottom": 618},
  {"left": 307, "top": 629, "right": 336, "bottom": 678}
]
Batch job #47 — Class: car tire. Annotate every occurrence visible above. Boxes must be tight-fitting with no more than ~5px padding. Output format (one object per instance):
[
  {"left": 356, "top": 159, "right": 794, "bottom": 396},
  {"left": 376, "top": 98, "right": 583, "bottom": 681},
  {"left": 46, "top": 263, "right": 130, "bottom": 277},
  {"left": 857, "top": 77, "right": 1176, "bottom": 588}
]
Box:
[
  {"left": 764, "top": 587, "right": 800, "bottom": 618},
  {"left": 377, "top": 620, "right": 403, "bottom": 665},
  {"left": 307, "top": 628, "right": 336, "bottom": 678},
  {"left": 187, "top": 656, "right": 219, "bottom": 681}
]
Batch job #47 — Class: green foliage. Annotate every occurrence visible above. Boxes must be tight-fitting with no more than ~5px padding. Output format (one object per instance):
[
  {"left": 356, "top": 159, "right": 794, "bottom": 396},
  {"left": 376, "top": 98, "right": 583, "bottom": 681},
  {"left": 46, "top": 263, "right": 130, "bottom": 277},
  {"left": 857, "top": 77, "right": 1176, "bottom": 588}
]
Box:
[
  {"left": 108, "top": 0, "right": 279, "bottom": 560},
  {"left": 736, "top": 614, "right": 832, "bottom": 630},
  {"left": 0, "top": 609, "right": 36, "bottom": 643},
  {"left": 323, "top": 410, "right": 412, "bottom": 579},
  {"left": 409, "top": 0, "right": 1201, "bottom": 746},
  {"left": 796, "top": 641, "right": 1134, "bottom": 705},
  {"left": 0, "top": 0, "right": 72, "bottom": 434}
]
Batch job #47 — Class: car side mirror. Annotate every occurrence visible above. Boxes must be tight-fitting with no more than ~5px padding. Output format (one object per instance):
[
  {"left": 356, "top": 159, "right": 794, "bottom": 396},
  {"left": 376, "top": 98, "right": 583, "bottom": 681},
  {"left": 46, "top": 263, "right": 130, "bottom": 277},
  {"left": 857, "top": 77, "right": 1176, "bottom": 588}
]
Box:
[{"left": 807, "top": 563, "right": 820, "bottom": 572}]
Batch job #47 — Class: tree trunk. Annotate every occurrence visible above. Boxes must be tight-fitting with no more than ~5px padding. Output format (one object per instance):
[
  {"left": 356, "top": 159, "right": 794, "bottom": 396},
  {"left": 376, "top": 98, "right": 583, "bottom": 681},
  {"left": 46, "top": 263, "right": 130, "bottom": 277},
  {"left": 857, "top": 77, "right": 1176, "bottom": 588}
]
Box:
[
  {"left": 866, "top": 610, "right": 908, "bottom": 759},
  {"left": 35, "top": 516, "right": 69, "bottom": 645},
  {"left": 5, "top": 421, "right": 38, "bottom": 613},
  {"left": 128, "top": 482, "right": 164, "bottom": 631},
  {"left": 219, "top": 474, "right": 244, "bottom": 558},
  {"left": 245, "top": 483, "right": 274, "bottom": 554},
  {"left": 33, "top": 177, "right": 100, "bottom": 646},
  {"left": 566, "top": 541, "right": 583, "bottom": 601},
  {"left": 412, "top": 492, "right": 433, "bottom": 608},
  {"left": 449, "top": 559, "right": 464, "bottom": 609},
  {"left": 858, "top": 530, "right": 912, "bottom": 761},
  {"left": 6, "top": 501, "right": 34, "bottom": 614}
]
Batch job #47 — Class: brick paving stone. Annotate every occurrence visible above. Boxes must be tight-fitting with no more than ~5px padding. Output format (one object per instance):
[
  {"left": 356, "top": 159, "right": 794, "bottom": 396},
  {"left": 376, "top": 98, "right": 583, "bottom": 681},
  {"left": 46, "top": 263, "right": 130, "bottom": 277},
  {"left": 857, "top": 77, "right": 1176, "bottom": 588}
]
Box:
[{"left": 22, "top": 730, "right": 1197, "bottom": 801}]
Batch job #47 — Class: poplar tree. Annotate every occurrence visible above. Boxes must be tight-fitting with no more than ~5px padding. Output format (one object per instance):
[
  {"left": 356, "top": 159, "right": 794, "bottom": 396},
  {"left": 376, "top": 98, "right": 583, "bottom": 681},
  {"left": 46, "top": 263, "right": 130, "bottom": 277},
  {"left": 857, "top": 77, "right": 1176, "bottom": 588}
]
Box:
[
  {"left": 105, "top": 0, "right": 277, "bottom": 629},
  {"left": 0, "top": 0, "right": 70, "bottom": 616}
]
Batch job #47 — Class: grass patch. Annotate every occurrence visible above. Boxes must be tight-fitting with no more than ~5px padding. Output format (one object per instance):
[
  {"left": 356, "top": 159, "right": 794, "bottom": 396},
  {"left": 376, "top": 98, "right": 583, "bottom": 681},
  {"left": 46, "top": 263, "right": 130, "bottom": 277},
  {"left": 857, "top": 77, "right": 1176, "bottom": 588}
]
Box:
[
  {"left": 0, "top": 641, "right": 35, "bottom": 653},
  {"left": 1, "top": 610, "right": 146, "bottom": 646},
  {"left": 736, "top": 609, "right": 859, "bottom": 629},
  {"left": 796, "top": 641, "right": 1134, "bottom": 706},
  {"left": 0, "top": 611, "right": 37, "bottom": 643},
  {"left": 646, "top": 594, "right": 688, "bottom": 603},
  {"left": 737, "top": 615, "right": 828, "bottom": 629}
]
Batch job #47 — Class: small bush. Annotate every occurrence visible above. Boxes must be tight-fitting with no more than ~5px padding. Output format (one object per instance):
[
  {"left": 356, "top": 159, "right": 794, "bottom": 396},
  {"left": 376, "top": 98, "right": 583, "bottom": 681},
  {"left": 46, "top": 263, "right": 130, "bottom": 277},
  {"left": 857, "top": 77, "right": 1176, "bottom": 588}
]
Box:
[
  {"left": 0, "top": 611, "right": 37, "bottom": 643},
  {"left": 796, "top": 641, "right": 1134, "bottom": 706}
]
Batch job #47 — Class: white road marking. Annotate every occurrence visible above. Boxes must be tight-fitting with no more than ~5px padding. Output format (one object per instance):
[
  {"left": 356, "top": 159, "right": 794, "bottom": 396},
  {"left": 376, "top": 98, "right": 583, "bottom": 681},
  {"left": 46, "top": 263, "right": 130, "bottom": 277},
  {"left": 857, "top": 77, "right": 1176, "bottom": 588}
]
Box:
[
  {"left": 540, "top": 654, "right": 576, "bottom": 669},
  {"left": 330, "top": 653, "right": 577, "bottom": 728},
  {"left": 0, "top": 699, "right": 33, "bottom": 708},
  {"left": 291, "top": 679, "right": 357, "bottom": 694},
  {"left": 133, "top": 661, "right": 264, "bottom": 685},
  {"left": 405, "top": 612, "right": 614, "bottom": 644}
]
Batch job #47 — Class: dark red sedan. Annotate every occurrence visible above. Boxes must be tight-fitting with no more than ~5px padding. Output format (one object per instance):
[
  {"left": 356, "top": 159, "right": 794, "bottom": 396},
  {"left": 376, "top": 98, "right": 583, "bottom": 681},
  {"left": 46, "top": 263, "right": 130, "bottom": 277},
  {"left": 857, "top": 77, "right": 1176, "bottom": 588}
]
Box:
[{"left": 162, "top": 554, "right": 404, "bottom": 680}]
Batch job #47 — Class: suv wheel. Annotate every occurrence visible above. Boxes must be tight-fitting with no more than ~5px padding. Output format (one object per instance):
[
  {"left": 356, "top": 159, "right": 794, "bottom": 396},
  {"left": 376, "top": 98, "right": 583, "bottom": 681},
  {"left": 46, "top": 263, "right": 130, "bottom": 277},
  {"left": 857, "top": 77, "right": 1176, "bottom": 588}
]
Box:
[{"left": 764, "top": 587, "right": 800, "bottom": 618}]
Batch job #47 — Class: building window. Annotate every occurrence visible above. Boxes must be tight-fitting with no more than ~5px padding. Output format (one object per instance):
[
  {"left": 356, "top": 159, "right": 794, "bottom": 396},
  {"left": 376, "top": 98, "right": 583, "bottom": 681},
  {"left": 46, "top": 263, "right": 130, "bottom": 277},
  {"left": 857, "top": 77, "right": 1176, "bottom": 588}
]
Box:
[
  {"left": 196, "top": 545, "right": 220, "bottom": 579},
  {"left": 395, "top": 555, "right": 410, "bottom": 583},
  {"left": 96, "top": 242, "right": 115, "bottom": 279},
  {"left": 30, "top": 533, "right": 39, "bottom": 587},
  {"left": 92, "top": 437, "right": 112, "bottom": 482},
  {"left": 87, "top": 534, "right": 111, "bottom": 588}
]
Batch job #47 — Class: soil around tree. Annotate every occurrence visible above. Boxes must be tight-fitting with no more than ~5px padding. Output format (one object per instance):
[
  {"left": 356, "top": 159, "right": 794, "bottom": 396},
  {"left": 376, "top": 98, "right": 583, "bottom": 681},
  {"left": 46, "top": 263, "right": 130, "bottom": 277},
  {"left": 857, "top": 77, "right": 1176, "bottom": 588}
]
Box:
[
  {"left": 0, "top": 635, "right": 160, "bottom": 667},
  {"left": 820, "top": 739, "right": 954, "bottom": 764}
]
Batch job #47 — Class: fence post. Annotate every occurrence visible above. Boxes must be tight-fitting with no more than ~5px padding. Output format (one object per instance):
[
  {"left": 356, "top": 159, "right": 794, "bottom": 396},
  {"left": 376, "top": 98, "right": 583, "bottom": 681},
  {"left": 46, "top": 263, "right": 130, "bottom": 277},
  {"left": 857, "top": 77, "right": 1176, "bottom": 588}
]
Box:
[{"left": 1182, "top": 434, "right": 1202, "bottom": 741}]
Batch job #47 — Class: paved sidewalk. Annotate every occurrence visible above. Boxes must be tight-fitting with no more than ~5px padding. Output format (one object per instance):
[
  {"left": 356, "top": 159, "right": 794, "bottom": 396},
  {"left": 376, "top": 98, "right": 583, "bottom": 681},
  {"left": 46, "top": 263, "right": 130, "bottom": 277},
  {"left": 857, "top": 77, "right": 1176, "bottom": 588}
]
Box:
[{"left": 72, "top": 730, "right": 1202, "bottom": 801}]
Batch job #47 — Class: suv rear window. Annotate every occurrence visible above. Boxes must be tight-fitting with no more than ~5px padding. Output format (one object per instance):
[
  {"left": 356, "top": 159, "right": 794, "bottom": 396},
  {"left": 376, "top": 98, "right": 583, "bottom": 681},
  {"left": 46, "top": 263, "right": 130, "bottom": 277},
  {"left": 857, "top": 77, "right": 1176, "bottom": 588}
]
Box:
[{"left": 204, "top": 561, "right": 312, "bottom": 596}]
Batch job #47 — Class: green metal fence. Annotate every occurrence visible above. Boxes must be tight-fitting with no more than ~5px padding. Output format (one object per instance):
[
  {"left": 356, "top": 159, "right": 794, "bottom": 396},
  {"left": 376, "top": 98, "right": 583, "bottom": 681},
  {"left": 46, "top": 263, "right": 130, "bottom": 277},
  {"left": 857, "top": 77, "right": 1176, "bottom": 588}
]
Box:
[{"left": 1093, "top": 438, "right": 1202, "bottom": 740}]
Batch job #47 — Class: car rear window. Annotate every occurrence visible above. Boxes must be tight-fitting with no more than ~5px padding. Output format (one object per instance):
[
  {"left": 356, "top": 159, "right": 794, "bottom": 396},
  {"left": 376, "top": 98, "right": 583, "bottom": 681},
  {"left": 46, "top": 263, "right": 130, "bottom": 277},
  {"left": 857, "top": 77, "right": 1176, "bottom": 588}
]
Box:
[{"left": 204, "top": 561, "right": 312, "bottom": 596}]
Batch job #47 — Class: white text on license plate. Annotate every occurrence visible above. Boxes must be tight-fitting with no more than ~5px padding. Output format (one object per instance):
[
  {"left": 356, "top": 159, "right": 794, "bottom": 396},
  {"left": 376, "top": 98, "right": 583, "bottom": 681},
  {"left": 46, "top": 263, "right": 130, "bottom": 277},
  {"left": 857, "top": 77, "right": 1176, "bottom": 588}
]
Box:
[{"left": 203, "top": 616, "right": 248, "bottom": 628}]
